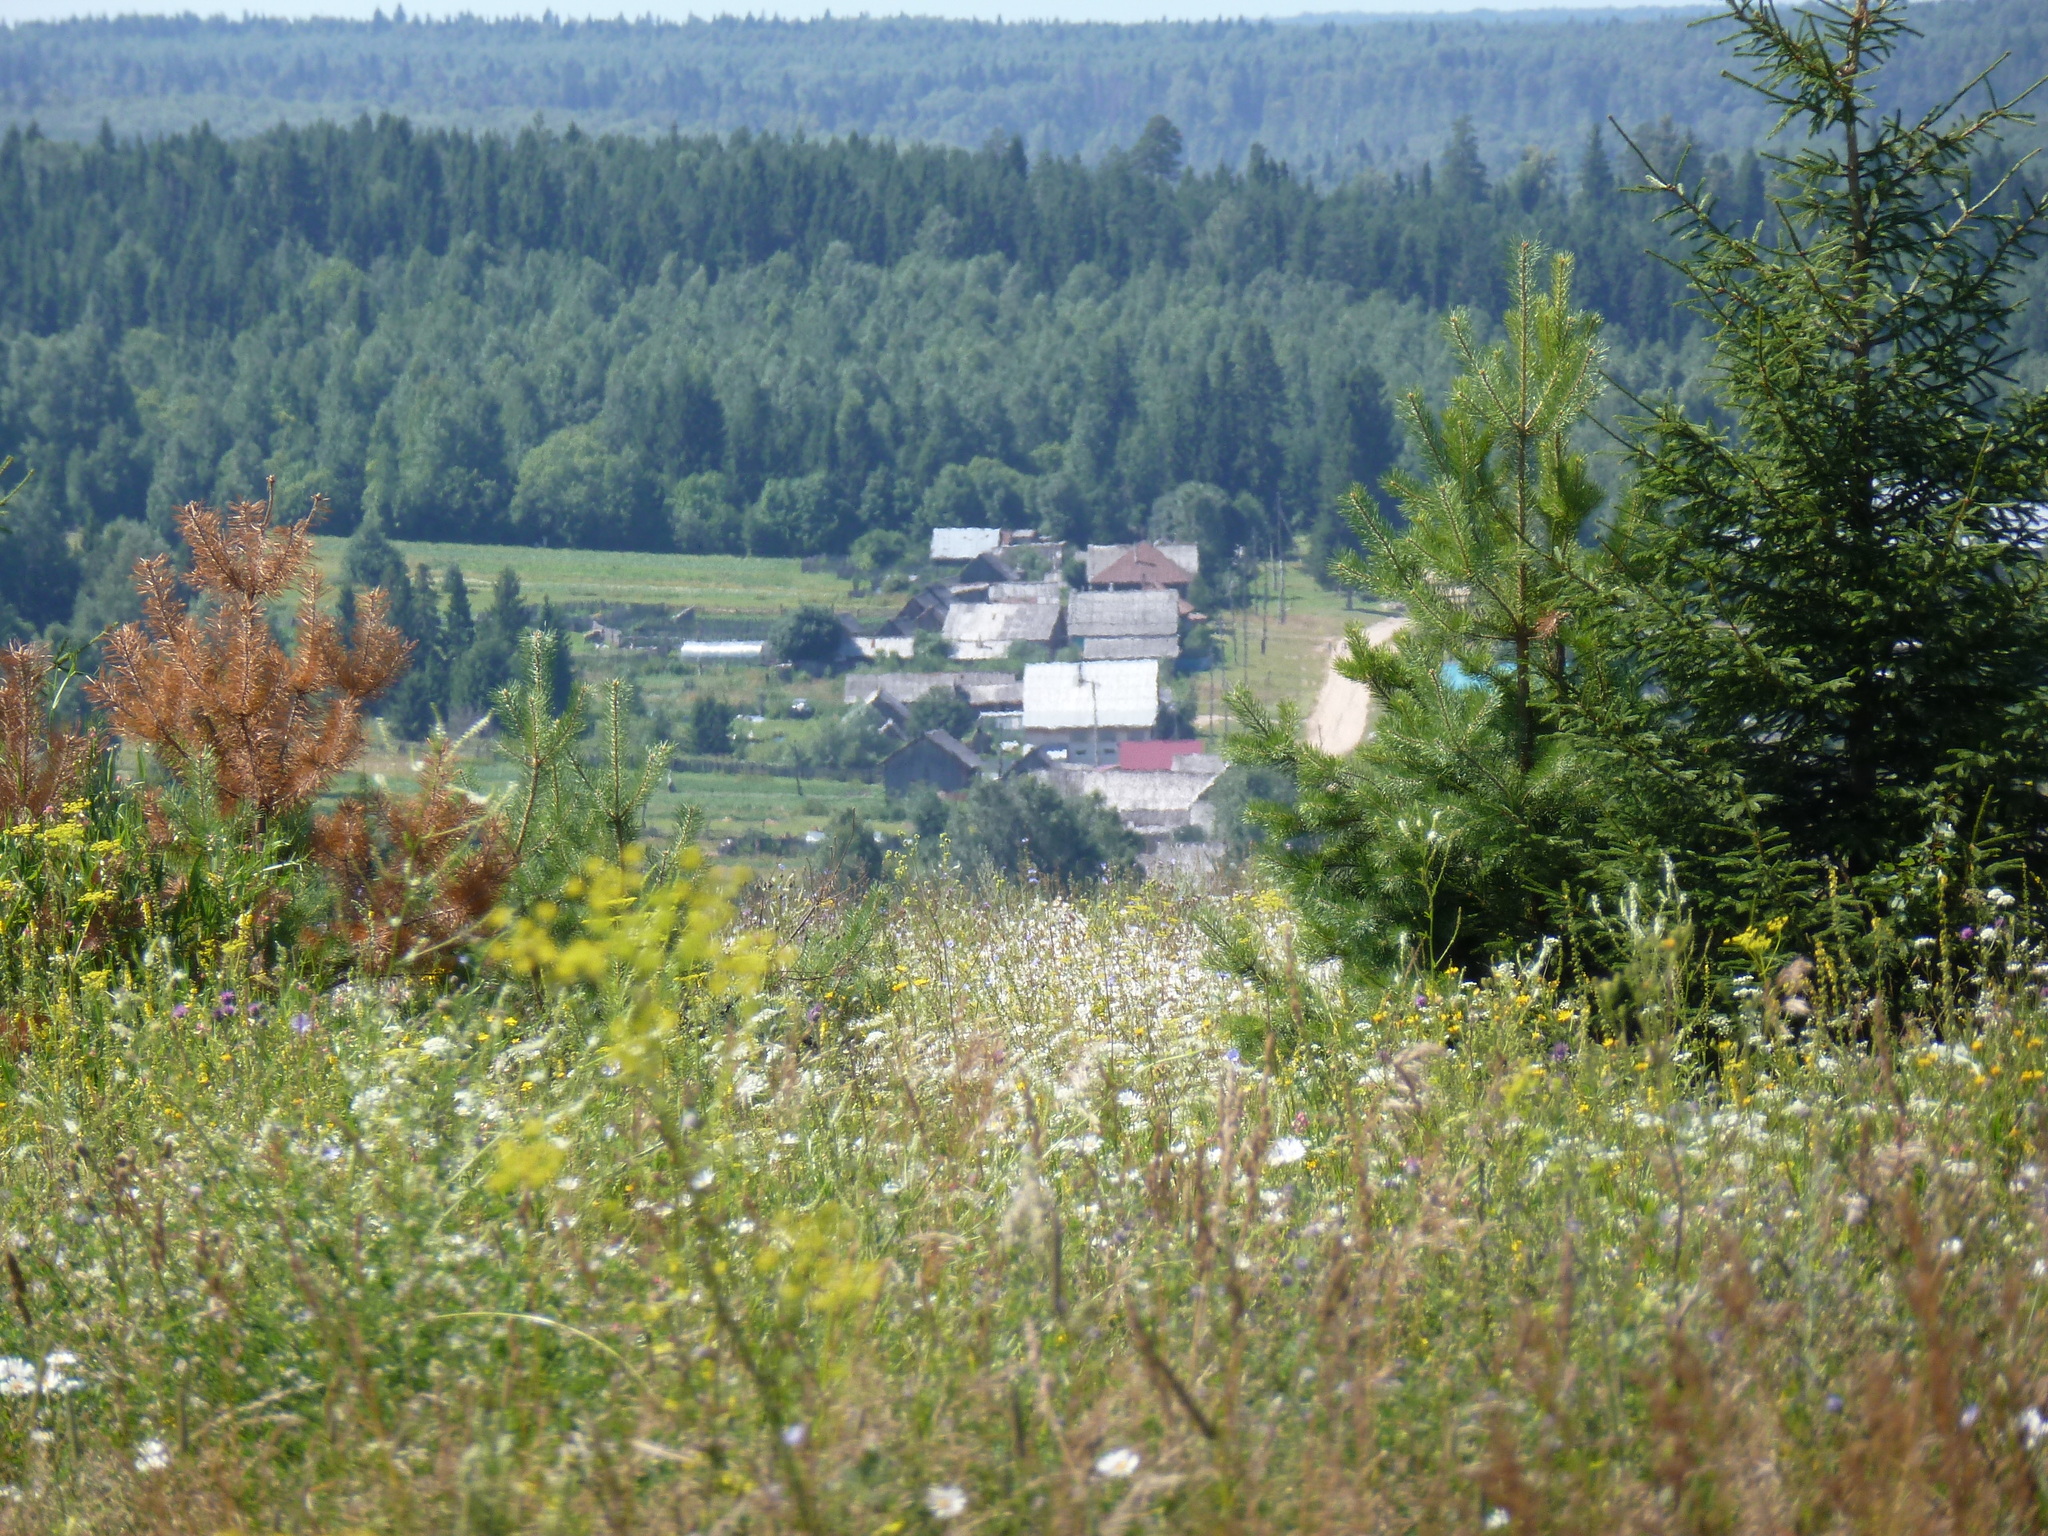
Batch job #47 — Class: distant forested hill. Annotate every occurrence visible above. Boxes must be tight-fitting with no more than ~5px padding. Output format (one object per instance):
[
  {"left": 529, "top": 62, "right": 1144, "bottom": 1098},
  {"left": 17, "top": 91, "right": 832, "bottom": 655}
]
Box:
[
  {"left": 0, "top": 110, "right": 1743, "bottom": 635},
  {"left": 0, "top": 0, "right": 2041, "bottom": 174}
]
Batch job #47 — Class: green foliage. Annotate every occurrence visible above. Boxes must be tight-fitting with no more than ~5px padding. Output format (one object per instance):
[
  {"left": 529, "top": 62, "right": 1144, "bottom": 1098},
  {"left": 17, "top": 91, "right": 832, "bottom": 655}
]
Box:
[
  {"left": 492, "top": 627, "right": 589, "bottom": 890},
  {"left": 11, "top": 4, "right": 2042, "bottom": 177},
  {"left": 904, "top": 686, "right": 976, "bottom": 741},
  {"left": 939, "top": 774, "right": 1141, "bottom": 886},
  {"left": 0, "top": 102, "right": 1778, "bottom": 574},
  {"left": 669, "top": 472, "right": 743, "bottom": 555},
  {"left": 508, "top": 423, "right": 661, "bottom": 550},
  {"left": 688, "top": 692, "right": 735, "bottom": 756},
  {"left": 1232, "top": 243, "right": 1610, "bottom": 974},
  {"left": 768, "top": 603, "right": 847, "bottom": 670},
  {"left": 1585, "top": 0, "right": 2048, "bottom": 918}
]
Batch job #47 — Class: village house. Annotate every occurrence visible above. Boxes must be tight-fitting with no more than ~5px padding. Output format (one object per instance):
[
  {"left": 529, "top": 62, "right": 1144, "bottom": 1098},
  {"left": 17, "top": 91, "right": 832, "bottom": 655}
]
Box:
[
  {"left": 1029, "top": 749, "right": 1226, "bottom": 836},
  {"left": 1018, "top": 658, "right": 1163, "bottom": 766},
  {"left": 1066, "top": 588, "right": 1181, "bottom": 662},
  {"left": 941, "top": 599, "right": 1064, "bottom": 660},
  {"left": 1083, "top": 541, "right": 1199, "bottom": 590}
]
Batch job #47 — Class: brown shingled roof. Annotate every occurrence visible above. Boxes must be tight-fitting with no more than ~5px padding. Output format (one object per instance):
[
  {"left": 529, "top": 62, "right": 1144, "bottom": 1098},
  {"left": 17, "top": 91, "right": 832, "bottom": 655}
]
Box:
[{"left": 1091, "top": 540, "right": 1195, "bottom": 589}]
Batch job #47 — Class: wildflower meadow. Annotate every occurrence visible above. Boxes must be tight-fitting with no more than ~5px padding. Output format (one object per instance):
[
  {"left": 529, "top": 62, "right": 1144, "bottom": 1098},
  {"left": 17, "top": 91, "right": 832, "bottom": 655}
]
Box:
[{"left": 0, "top": 753, "right": 2045, "bottom": 1532}]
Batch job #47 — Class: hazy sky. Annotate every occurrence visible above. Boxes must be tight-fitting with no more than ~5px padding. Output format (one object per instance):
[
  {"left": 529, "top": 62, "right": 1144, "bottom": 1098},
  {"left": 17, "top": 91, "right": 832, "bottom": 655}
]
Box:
[{"left": 0, "top": 0, "right": 1701, "bottom": 24}]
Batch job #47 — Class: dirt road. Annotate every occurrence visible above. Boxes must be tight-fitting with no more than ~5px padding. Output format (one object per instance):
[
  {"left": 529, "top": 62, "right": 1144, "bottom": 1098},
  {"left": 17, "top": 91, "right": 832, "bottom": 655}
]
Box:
[{"left": 1302, "top": 613, "right": 1408, "bottom": 755}]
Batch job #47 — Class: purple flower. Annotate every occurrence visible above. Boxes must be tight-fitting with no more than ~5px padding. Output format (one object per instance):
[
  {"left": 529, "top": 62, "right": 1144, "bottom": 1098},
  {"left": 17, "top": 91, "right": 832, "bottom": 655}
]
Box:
[
  {"left": 1959, "top": 926, "right": 1975, "bottom": 941},
  {"left": 289, "top": 1012, "right": 315, "bottom": 1037},
  {"left": 1225, "top": 1046, "right": 1241, "bottom": 1064},
  {"left": 1824, "top": 1393, "right": 1844, "bottom": 1414},
  {"left": 171, "top": 1004, "right": 189, "bottom": 1020},
  {"left": 247, "top": 1002, "right": 266, "bottom": 1021},
  {"left": 1550, "top": 1041, "right": 1570, "bottom": 1063},
  {"left": 1403, "top": 1156, "right": 1422, "bottom": 1177},
  {"left": 218, "top": 990, "right": 236, "bottom": 1006}
]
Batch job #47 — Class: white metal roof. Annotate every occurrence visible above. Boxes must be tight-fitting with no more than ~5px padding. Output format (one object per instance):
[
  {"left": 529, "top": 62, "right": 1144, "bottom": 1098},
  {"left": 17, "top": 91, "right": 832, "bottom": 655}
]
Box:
[
  {"left": 1021, "top": 659, "right": 1161, "bottom": 731},
  {"left": 1068, "top": 588, "right": 1180, "bottom": 638},
  {"left": 678, "top": 640, "right": 766, "bottom": 660},
  {"left": 930, "top": 527, "right": 1003, "bottom": 561}
]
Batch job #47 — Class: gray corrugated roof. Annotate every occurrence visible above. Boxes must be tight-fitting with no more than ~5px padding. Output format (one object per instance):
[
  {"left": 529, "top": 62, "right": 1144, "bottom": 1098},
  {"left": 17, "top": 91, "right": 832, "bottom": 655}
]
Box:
[
  {"left": 1082, "top": 635, "right": 1180, "bottom": 661},
  {"left": 1068, "top": 588, "right": 1180, "bottom": 638},
  {"left": 942, "top": 602, "right": 1062, "bottom": 645},
  {"left": 988, "top": 581, "right": 1063, "bottom": 604},
  {"left": 843, "top": 672, "right": 1014, "bottom": 706},
  {"left": 1041, "top": 764, "right": 1222, "bottom": 814}
]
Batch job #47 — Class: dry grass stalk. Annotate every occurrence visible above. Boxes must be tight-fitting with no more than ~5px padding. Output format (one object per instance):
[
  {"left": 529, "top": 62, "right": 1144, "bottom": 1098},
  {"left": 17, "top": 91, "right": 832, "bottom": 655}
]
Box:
[
  {"left": 0, "top": 642, "right": 101, "bottom": 824},
  {"left": 89, "top": 485, "right": 410, "bottom": 827}
]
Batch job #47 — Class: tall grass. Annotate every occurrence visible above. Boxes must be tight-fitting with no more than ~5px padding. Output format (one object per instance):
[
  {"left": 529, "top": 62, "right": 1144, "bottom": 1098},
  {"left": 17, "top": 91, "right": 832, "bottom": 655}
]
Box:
[{"left": 0, "top": 853, "right": 2041, "bottom": 1533}]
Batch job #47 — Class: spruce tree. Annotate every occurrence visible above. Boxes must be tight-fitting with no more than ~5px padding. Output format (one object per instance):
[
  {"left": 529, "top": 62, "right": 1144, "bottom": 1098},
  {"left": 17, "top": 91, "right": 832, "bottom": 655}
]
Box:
[
  {"left": 1230, "top": 244, "right": 1609, "bottom": 972},
  {"left": 342, "top": 505, "right": 406, "bottom": 592},
  {"left": 442, "top": 565, "right": 474, "bottom": 653},
  {"left": 1590, "top": 0, "right": 2048, "bottom": 897}
]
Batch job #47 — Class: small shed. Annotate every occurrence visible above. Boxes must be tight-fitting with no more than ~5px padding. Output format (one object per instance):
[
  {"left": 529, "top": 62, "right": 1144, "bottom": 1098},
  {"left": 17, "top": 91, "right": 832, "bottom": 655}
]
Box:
[
  {"left": 882, "top": 730, "right": 985, "bottom": 797},
  {"left": 887, "top": 584, "right": 956, "bottom": 636},
  {"left": 959, "top": 550, "right": 1027, "bottom": 586},
  {"left": 931, "top": 528, "right": 1004, "bottom": 562},
  {"left": 1034, "top": 761, "right": 1226, "bottom": 835},
  {"left": 678, "top": 640, "right": 767, "bottom": 662}
]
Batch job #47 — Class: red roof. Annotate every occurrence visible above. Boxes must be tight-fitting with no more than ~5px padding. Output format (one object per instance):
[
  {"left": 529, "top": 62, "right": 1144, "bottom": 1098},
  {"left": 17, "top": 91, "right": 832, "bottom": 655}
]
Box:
[
  {"left": 1093, "top": 541, "right": 1194, "bottom": 589},
  {"left": 1117, "top": 739, "right": 1205, "bottom": 772}
]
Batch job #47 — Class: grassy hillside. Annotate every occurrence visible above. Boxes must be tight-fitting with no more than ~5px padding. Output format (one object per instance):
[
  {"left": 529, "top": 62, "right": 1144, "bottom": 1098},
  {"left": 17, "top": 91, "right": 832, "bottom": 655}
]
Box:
[{"left": 0, "top": 865, "right": 2039, "bottom": 1531}]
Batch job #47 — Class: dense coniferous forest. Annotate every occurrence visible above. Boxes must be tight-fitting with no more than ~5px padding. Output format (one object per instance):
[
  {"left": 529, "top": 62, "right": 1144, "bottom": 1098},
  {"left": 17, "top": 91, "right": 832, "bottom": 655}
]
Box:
[
  {"left": 0, "top": 0, "right": 2042, "bottom": 172},
  {"left": 0, "top": 0, "right": 2043, "bottom": 648},
  {"left": 0, "top": 110, "right": 1753, "bottom": 637}
]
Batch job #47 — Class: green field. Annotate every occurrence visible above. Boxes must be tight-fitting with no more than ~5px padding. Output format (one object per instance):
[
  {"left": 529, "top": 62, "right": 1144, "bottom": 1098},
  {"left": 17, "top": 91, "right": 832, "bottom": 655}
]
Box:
[{"left": 310, "top": 537, "right": 903, "bottom": 624}]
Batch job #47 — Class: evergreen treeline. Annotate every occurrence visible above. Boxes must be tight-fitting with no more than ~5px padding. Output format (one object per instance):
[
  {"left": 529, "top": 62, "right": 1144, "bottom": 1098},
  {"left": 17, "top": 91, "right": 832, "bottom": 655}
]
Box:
[
  {"left": 0, "top": 110, "right": 1756, "bottom": 636},
  {"left": 0, "top": 0, "right": 2040, "bottom": 175},
  {"left": 337, "top": 516, "right": 573, "bottom": 737}
]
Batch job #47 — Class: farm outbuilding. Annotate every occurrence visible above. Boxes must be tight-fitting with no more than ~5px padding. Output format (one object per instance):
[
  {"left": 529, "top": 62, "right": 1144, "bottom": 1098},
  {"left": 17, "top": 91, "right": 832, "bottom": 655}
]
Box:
[
  {"left": 941, "top": 600, "right": 1063, "bottom": 660},
  {"left": 881, "top": 729, "right": 986, "bottom": 796}
]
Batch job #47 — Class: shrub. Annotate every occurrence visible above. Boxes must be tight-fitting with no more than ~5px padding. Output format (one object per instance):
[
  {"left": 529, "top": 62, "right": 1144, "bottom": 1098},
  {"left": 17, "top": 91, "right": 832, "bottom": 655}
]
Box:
[
  {"left": 0, "top": 642, "right": 101, "bottom": 825},
  {"left": 769, "top": 604, "right": 848, "bottom": 670},
  {"left": 941, "top": 774, "right": 1140, "bottom": 885},
  {"left": 688, "top": 692, "right": 735, "bottom": 756},
  {"left": 905, "top": 686, "right": 975, "bottom": 741},
  {"left": 89, "top": 489, "right": 411, "bottom": 830}
]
